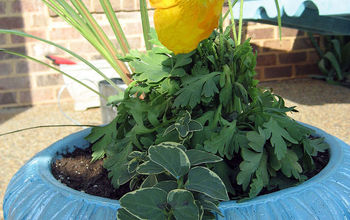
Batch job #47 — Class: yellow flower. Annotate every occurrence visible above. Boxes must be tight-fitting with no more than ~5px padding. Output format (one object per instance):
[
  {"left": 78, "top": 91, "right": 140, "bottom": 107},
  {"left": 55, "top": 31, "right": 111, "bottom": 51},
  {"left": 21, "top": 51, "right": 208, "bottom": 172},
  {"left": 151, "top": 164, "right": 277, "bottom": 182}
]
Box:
[{"left": 150, "top": 0, "right": 225, "bottom": 54}]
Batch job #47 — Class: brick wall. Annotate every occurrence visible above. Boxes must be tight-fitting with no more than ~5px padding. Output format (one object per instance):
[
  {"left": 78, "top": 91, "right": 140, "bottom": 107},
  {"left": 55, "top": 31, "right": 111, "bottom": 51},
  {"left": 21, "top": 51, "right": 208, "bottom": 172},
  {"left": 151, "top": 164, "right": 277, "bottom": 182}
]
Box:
[
  {"left": 0, "top": 1, "right": 322, "bottom": 108},
  {"left": 244, "top": 22, "right": 322, "bottom": 81}
]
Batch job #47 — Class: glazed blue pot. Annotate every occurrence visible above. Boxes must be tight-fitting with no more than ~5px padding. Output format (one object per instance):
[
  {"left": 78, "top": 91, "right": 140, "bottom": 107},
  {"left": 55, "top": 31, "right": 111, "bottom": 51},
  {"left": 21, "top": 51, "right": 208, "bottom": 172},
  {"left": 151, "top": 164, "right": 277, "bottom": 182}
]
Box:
[{"left": 3, "top": 123, "right": 350, "bottom": 219}]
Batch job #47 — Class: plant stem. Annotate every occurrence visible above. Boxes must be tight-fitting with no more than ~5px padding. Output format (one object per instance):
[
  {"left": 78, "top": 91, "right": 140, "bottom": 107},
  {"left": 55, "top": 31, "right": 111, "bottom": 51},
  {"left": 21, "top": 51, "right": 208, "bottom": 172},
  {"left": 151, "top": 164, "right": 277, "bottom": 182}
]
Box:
[
  {"left": 100, "top": 0, "right": 130, "bottom": 55},
  {"left": 0, "top": 125, "right": 98, "bottom": 137},
  {"left": 228, "top": 0, "right": 238, "bottom": 46},
  {"left": 237, "top": 0, "right": 244, "bottom": 46},
  {"left": 139, "top": 0, "right": 152, "bottom": 50}
]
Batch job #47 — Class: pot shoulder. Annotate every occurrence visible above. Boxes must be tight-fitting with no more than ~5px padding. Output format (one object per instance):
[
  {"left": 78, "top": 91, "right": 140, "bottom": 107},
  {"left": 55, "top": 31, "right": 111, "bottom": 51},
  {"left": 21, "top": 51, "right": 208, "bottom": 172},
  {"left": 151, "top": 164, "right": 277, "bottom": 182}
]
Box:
[{"left": 3, "top": 124, "right": 350, "bottom": 220}]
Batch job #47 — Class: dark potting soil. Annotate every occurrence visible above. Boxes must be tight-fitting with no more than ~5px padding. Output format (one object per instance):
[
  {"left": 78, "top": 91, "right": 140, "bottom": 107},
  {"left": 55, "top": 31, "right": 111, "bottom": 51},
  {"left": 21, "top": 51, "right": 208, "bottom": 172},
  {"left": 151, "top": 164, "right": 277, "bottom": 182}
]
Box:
[
  {"left": 51, "top": 147, "right": 129, "bottom": 200},
  {"left": 51, "top": 146, "right": 329, "bottom": 200}
]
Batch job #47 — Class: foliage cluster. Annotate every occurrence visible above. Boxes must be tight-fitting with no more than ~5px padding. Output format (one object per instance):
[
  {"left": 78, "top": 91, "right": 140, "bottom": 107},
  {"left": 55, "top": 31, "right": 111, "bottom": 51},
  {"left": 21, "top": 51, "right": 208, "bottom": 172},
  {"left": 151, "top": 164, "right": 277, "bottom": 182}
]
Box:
[
  {"left": 87, "top": 30, "right": 329, "bottom": 219},
  {"left": 0, "top": 0, "right": 330, "bottom": 219},
  {"left": 309, "top": 33, "right": 350, "bottom": 87}
]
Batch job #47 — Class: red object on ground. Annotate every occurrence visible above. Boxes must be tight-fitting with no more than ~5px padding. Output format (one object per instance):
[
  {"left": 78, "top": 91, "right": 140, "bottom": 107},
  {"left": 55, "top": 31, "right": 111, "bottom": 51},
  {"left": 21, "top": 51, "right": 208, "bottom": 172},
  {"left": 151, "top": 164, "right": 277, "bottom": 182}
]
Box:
[{"left": 46, "top": 55, "right": 77, "bottom": 65}]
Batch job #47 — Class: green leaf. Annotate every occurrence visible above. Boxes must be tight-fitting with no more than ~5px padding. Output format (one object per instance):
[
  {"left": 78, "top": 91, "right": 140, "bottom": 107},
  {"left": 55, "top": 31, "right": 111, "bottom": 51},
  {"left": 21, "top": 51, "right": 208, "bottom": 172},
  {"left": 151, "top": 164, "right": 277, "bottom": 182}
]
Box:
[
  {"left": 130, "top": 52, "right": 170, "bottom": 83},
  {"left": 303, "top": 137, "right": 329, "bottom": 156},
  {"left": 175, "top": 123, "right": 189, "bottom": 138},
  {"left": 280, "top": 150, "right": 303, "bottom": 179},
  {"left": 331, "top": 39, "right": 341, "bottom": 60},
  {"left": 264, "top": 118, "right": 297, "bottom": 160},
  {"left": 104, "top": 144, "right": 134, "bottom": 188},
  {"left": 149, "top": 143, "right": 190, "bottom": 179},
  {"left": 173, "top": 52, "right": 194, "bottom": 69},
  {"left": 168, "top": 189, "right": 199, "bottom": 220},
  {"left": 204, "top": 121, "right": 237, "bottom": 158},
  {"left": 185, "top": 149, "right": 222, "bottom": 166},
  {"left": 140, "top": 175, "right": 158, "bottom": 188},
  {"left": 202, "top": 76, "right": 219, "bottom": 98},
  {"left": 173, "top": 72, "right": 220, "bottom": 108},
  {"left": 199, "top": 199, "right": 223, "bottom": 217},
  {"left": 136, "top": 160, "right": 165, "bottom": 175},
  {"left": 185, "top": 166, "right": 229, "bottom": 201},
  {"left": 237, "top": 148, "right": 262, "bottom": 190},
  {"left": 154, "top": 180, "right": 178, "bottom": 193},
  {"left": 211, "top": 161, "right": 236, "bottom": 195},
  {"left": 324, "top": 51, "right": 343, "bottom": 80},
  {"left": 120, "top": 188, "right": 167, "bottom": 220},
  {"left": 249, "top": 176, "right": 264, "bottom": 198},
  {"left": 128, "top": 158, "right": 139, "bottom": 173},
  {"left": 233, "top": 82, "right": 248, "bottom": 103},
  {"left": 117, "top": 208, "right": 141, "bottom": 220},
  {"left": 128, "top": 151, "right": 146, "bottom": 160},
  {"left": 163, "top": 124, "right": 176, "bottom": 136},
  {"left": 219, "top": 81, "right": 233, "bottom": 107},
  {"left": 246, "top": 130, "right": 265, "bottom": 153},
  {"left": 268, "top": 146, "right": 281, "bottom": 171},
  {"left": 188, "top": 120, "right": 203, "bottom": 132},
  {"left": 85, "top": 119, "right": 117, "bottom": 161},
  {"left": 249, "top": 150, "right": 269, "bottom": 198},
  {"left": 107, "top": 92, "right": 124, "bottom": 105}
]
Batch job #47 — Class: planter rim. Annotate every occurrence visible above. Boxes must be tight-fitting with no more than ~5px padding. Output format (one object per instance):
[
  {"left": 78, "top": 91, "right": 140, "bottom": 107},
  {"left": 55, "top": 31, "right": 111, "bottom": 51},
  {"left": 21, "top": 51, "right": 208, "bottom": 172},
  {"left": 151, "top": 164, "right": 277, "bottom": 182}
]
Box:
[
  {"left": 24, "top": 122, "right": 344, "bottom": 206},
  {"left": 4, "top": 121, "right": 350, "bottom": 219}
]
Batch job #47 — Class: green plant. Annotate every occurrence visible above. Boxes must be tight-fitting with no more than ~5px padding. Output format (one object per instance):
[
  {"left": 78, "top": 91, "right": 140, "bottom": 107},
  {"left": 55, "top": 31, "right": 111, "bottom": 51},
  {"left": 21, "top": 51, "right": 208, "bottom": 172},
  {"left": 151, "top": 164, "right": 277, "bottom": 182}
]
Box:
[
  {"left": 0, "top": 1, "right": 329, "bottom": 220},
  {"left": 309, "top": 33, "right": 350, "bottom": 87}
]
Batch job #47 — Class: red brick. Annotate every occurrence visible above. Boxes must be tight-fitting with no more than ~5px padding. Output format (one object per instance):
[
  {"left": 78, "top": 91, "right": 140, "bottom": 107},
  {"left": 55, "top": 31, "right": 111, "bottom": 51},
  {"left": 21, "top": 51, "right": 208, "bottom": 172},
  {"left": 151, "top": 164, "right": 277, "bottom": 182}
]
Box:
[
  {"left": 263, "top": 39, "right": 292, "bottom": 53},
  {"left": 295, "top": 64, "right": 322, "bottom": 76},
  {"left": 0, "top": 2, "right": 6, "bottom": 15},
  {"left": 308, "top": 51, "right": 321, "bottom": 63},
  {"left": 69, "top": 41, "right": 97, "bottom": 54},
  {"left": 92, "top": 0, "right": 121, "bottom": 12},
  {"left": 250, "top": 42, "right": 261, "bottom": 54},
  {"left": 128, "top": 36, "right": 143, "bottom": 50},
  {"left": 0, "top": 92, "right": 17, "bottom": 105},
  {"left": 0, "top": 17, "right": 24, "bottom": 29},
  {"left": 32, "top": 14, "right": 48, "bottom": 27},
  {"left": 0, "top": 76, "right": 31, "bottom": 91},
  {"left": 264, "top": 66, "right": 293, "bottom": 79},
  {"left": 122, "top": 22, "right": 142, "bottom": 35},
  {"left": 0, "top": 34, "right": 6, "bottom": 45},
  {"left": 292, "top": 37, "right": 317, "bottom": 50},
  {"left": 0, "top": 62, "right": 13, "bottom": 76},
  {"left": 247, "top": 28, "right": 274, "bottom": 40},
  {"left": 11, "top": 0, "right": 21, "bottom": 13},
  {"left": 11, "top": 30, "right": 46, "bottom": 44},
  {"left": 257, "top": 54, "right": 277, "bottom": 67},
  {"left": 279, "top": 52, "right": 307, "bottom": 64},
  {"left": 15, "top": 60, "right": 29, "bottom": 74},
  {"left": 36, "top": 74, "right": 64, "bottom": 87},
  {"left": 254, "top": 67, "right": 264, "bottom": 80},
  {"left": 49, "top": 27, "right": 82, "bottom": 41},
  {"left": 12, "top": 0, "right": 43, "bottom": 13},
  {"left": 56, "top": 87, "right": 72, "bottom": 99},
  {"left": 15, "top": 60, "right": 51, "bottom": 74},
  {"left": 0, "top": 46, "right": 26, "bottom": 60},
  {"left": 121, "top": 0, "right": 137, "bottom": 11},
  {"left": 281, "top": 27, "right": 305, "bottom": 37},
  {"left": 19, "top": 88, "right": 55, "bottom": 104}
]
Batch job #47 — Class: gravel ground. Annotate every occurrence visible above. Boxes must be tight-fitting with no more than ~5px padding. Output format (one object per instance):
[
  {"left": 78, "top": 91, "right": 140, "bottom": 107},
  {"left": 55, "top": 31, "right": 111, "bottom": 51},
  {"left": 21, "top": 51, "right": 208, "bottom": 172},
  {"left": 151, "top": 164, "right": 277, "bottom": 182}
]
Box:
[{"left": 1, "top": 78, "right": 349, "bottom": 218}]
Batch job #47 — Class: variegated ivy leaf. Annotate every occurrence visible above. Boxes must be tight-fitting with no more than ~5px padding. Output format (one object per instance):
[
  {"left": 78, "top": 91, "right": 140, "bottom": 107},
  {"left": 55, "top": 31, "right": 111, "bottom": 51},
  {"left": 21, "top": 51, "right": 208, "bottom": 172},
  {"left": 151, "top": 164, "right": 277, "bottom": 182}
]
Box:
[
  {"left": 148, "top": 143, "right": 190, "bottom": 179},
  {"left": 167, "top": 189, "right": 199, "bottom": 220},
  {"left": 185, "top": 149, "right": 222, "bottom": 166},
  {"left": 185, "top": 166, "right": 229, "bottom": 201},
  {"left": 119, "top": 188, "right": 168, "bottom": 220}
]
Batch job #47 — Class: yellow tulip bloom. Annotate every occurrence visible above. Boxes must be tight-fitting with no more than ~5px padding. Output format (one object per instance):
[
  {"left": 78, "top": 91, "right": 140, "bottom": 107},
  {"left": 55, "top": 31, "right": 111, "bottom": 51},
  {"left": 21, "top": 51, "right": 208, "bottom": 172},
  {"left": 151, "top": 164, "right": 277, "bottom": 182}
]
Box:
[{"left": 150, "top": 0, "right": 225, "bottom": 54}]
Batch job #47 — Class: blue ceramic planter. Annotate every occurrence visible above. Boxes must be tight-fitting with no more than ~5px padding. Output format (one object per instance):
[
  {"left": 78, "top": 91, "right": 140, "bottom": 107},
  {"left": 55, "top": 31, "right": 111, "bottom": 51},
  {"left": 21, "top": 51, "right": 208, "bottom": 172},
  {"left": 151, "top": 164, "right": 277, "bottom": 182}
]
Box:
[{"left": 3, "top": 123, "right": 350, "bottom": 219}]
